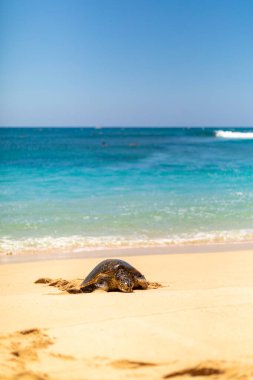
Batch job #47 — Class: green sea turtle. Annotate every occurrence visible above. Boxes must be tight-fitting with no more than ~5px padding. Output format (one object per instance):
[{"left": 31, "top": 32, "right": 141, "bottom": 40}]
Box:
[{"left": 80, "top": 259, "right": 148, "bottom": 293}]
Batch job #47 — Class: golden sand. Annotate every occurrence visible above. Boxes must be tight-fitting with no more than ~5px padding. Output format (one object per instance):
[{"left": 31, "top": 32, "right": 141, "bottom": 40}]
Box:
[{"left": 0, "top": 250, "right": 253, "bottom": 379}]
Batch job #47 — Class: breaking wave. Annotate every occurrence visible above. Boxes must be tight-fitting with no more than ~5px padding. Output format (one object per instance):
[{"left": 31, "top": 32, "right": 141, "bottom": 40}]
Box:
[
  {"left": 1, "top": 230, "right": 253, "bottom": 256},
  {"left": 215, "top": 130, "right": 253, "bottom": 139}
]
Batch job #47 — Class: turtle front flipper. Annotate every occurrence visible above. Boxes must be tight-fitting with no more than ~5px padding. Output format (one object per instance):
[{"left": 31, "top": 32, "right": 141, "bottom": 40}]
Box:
[
  {"left": 135, "top": 275, "right": 148, "bottom": 290},
  {"left": 80, "top": 284, "right": 96, "bottom": 293},
  {"left": 80, "top": 274, "right": 111, "bottom": 293},
  {"left": 94, "top": 277, "right": 111, "bottom": 292}
]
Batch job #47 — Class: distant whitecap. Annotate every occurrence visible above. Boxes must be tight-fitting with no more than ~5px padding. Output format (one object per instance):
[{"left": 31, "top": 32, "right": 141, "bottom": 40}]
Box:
[{"left": 215, "top": 130, "right": 253, "bottom": 139}]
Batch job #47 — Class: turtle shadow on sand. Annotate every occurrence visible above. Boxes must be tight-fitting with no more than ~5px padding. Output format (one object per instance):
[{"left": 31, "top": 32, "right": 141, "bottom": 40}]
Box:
[{"left": 35, "top": 259, "right": 163, "bottom": 294}]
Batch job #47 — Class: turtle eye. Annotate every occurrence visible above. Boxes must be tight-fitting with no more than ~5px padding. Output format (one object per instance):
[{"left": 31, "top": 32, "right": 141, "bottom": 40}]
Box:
[{"left": 123, "top": 279, "right": 131, "bottom": 287}]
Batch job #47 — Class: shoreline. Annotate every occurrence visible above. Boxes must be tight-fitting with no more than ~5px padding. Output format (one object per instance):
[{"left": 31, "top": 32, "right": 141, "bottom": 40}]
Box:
[{"left": 1, "top": 240, "right": 253, "bottom": 265}]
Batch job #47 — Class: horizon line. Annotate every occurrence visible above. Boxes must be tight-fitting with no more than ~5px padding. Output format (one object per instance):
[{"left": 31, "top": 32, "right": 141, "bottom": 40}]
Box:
[{"left": 1, "top": 125, "right": 253, "bottom": 129}]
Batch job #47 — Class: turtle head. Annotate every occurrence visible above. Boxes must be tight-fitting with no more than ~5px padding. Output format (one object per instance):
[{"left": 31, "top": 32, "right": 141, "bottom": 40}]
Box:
[
  {"left": 115, "top": 268, "right": 134, "bottom": 293},
  {"left": 118, "top": 276, "right": 133, "bottom": 293},
  {"left": 114, "top": 269, "right": 132, "bottom": 293}
]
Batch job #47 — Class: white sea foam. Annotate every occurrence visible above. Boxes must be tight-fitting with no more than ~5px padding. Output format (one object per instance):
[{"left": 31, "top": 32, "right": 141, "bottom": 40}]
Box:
[
  {"left": 215, "top": 130, "right": 253, "bottom": 139},
  {"left": 1, "top": 230, "right": 253, "bottom": 256}
]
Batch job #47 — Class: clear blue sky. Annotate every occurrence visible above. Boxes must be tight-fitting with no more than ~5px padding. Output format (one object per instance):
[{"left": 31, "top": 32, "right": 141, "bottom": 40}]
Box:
[{"left": 1, "top": 0, "right": 253, "bottom": 127}]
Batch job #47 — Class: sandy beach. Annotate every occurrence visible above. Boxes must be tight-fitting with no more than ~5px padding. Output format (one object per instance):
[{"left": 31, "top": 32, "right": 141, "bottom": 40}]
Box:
[
  {"left": 1, "top": 248, "right": 253, "bottom": 380},
  {"left": 2, "top": 0, "right": 253, "bottom": 378}
]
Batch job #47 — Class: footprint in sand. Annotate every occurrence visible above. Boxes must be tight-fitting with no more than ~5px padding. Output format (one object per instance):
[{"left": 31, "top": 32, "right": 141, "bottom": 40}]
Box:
[
  {"left": 163, "top": 361, "right": 253, "bottom": 379},
  {"left": 1, "top": 329, "right": 252, "bottom": 380},
  {"left": 0, "top": 328, "right": 53, "bottom": 380},
  {"left": 111, "top": 359, "right": 157, "bottom": 369},
  {"left": 163, "top": 365, "right": 224, "bottom": 378}
]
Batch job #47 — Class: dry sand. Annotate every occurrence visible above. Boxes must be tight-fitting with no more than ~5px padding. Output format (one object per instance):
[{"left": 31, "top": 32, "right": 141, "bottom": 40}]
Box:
[{"left": 0, "top": 249, "right": 253, "bottom": 379}]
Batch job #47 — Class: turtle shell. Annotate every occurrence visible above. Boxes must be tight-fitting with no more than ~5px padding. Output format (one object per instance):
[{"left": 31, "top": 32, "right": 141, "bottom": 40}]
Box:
[{"left": 80, "top": 259, "right": 142, "bottom": 289}]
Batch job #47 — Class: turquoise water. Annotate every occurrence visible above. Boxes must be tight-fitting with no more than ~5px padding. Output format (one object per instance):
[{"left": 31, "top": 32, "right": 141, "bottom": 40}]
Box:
[{"left": 1, "top": 127, "right": 253, "bottom": 255}]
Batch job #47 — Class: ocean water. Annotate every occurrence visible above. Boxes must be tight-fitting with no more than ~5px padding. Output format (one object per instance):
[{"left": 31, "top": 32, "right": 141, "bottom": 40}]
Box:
[{"left": 1, "top": 127, "right": 253, "bottom": 256}]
